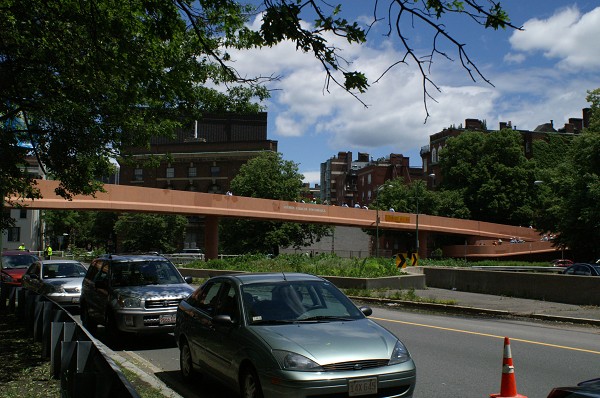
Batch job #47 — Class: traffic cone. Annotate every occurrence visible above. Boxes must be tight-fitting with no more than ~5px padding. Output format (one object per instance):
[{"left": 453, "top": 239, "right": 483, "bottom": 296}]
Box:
[{"left": 490, "top": 337, "right": 527, "bottom": 398}]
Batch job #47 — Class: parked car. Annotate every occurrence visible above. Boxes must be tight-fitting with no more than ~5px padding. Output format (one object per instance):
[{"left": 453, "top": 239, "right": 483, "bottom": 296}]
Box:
[
  {"left": 80, "top": 254, "right": 195, "bottom": 336},
  {"left": 1, "top": 250, "right": 39, "bottom": 287},
  {"left": 551, "top": 259, "right": 573, "bottom": 267},
  {"left": 22, "top": 260, "right": 87, "bottom": 308},
  {"left": 547, "top": 377, "right": 600, "bottom": 397},
  {"left": 175, "top": 272, "right": 416, "bottom": 398},
  {"left": 562, "top": 263, "right": 600, "bottom": 276}
]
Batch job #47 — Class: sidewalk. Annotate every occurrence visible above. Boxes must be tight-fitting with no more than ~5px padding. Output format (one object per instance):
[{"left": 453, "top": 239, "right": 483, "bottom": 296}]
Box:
[{"left": 368, "top": 287, "right": 600, "bottom": 326}]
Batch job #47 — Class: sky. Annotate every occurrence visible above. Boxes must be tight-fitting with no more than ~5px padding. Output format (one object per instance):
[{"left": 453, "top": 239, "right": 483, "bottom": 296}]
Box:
[{"left": 228, "top": 1, "right": 600, "bottom": 185}]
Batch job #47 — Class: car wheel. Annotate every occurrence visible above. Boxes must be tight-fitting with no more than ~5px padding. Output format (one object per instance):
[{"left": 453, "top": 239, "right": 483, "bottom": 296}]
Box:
[
  {"left": 241, "top": 366, "right": 263, "bottom": 398},
  {"left": 80, "top": 302, "right": 97, "bottom": 333},
  {"left": 105, "top": 311, "right": 125, "bottom": 347},
  {"left": 180, "top": 339, "right": 196, "bottom": 382}
]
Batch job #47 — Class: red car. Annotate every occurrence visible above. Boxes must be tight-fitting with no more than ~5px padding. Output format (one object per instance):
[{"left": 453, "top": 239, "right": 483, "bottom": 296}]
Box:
[
  {"left": 551, "top": 259, "right": 573, "bottom": 267},
  {"left": 1, "top": 250, "right": 39, "bottom": 287}
]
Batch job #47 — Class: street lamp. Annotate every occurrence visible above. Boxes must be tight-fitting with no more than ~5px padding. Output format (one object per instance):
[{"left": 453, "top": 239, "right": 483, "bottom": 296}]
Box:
[{"left": 375, "top": 184, "right": 391, "bottom": 257}]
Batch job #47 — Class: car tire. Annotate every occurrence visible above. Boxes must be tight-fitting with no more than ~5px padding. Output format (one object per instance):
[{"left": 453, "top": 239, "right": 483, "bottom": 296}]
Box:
[
  {"left": 80, "top": 302, "right": 97, "bottom": 333},
  {"left": 180, "top": 339, "right": 196, "bottom": 382},
  {"left": 241, "top": 366, "right": 263, "bottom": 398},
  {"left": 105, "top": 310, "right": 125, "bottom": 347}
]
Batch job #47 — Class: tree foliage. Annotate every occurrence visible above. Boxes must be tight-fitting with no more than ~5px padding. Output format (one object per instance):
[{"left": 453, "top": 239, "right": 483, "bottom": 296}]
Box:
[
  {"left": 530, "top": 89, "right": 600, "bottom": 259},
  {"left": 1, "top": 0, "right": 517, "bottom": 230},
  {"left": 114, "top": 213, "right": 187, "bottom": 253},
  {"left": 44, "top": 210, "right": 118, "bottom": 250},
  {"left": 220, "top": 152, "right": 331, "bottom": 254},
  {"left": 438, "top": 129, "right": 536, "bottom": 225}
]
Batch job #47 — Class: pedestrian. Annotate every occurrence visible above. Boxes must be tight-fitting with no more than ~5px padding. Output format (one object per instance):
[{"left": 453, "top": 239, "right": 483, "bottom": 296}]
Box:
[
  {"left": 18, "top": 243, "right": 26, "bottom": 251},
  {"left": 45, "top": 245, "right": 53, "bottom": 260}
]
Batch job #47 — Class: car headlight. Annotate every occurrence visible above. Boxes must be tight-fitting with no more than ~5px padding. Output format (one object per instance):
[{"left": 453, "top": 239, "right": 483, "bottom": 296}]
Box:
[
  {"left": 388, "top": 340, "right": 410, "bottom": 365},
  {"left": 272, "top": 350, "right": 323, "bottom": 371},
  {"left": 117, "top": 295, "right": 142, "bottom": 308},
  {"left": 2, "top": 273, "right": 14, "bottom": 283}
]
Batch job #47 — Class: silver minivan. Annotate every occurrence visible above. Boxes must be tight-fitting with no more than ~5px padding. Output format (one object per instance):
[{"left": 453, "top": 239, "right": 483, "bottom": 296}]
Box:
[{"left": 80, "top": 254, "right": 195, "bottom": 337}]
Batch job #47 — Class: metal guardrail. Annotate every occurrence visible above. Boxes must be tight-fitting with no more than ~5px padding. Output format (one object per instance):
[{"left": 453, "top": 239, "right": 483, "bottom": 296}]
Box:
[
  {"left": 470, "top": 266, "right": 564, "bottom": 273},
  {"left": 1, "top": 284, "right": 140, "bottom": 398}
]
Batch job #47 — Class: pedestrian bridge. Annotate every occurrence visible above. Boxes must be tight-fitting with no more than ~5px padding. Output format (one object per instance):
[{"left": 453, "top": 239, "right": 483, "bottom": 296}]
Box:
[{"left": 13, "top": 179, "right": 558, "bottom": 260}]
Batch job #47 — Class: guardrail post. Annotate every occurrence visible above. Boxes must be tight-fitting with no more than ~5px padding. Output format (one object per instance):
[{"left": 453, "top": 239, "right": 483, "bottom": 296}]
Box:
[
  {"left": 33, "top": 297, "right": 49, "bottom": 342},
  {"left": 8, "top": 286, "right": 18, "bottom": 312},
  {"left": 16, "top": 287, "right": 28, "bottom": 319},
  {"left": 51, "top": 322, "right": 65, "bottom": 379},
  {"left": 41, "top": 301, "right": 54, "bottom": 358},
  {"left": 61, "top": 340, "right": 78, "bottom": 397},
  {"left": 25, "top": 290, "right": 40, "bottom": 335}
]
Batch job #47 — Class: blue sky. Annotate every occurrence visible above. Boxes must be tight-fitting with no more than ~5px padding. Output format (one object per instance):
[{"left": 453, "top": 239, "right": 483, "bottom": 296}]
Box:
[{"left": 229, "top": 1, "right": 600, "bottom": 185}]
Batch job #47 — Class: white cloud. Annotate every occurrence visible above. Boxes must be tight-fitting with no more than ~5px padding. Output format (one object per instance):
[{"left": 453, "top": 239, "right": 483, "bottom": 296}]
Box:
[
  {"left": 509, "top": 6, "right": 600, "bottom": 70},
  {"left": 223, "top": 5, "right": 597, "bottom": 184},
  {"left": 301, "top": 171, "right": 321, "bottom": 185},
  {"left": 504, "top": 53, "right": 526, "bottom": 64}
]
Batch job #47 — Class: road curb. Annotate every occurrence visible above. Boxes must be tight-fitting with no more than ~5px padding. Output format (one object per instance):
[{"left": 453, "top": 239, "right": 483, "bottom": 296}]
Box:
[{"left": 350, "top": 296, "right": 600, "bottom": 326}]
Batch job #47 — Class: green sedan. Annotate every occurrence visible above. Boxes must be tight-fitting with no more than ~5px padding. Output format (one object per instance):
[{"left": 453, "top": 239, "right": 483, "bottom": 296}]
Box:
[{"left": 174, "top": 272, "right": 416, "bottom": 398}]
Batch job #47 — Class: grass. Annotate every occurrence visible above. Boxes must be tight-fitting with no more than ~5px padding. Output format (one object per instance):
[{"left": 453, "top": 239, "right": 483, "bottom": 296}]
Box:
[
  {"left": 181, "top": 253, "right": 551, "bottom": 277},
  {"left": 0, "top": 311, "right": 60, "bottom": 398},
  {"left": 119, "top": 367, "right": 166, "bottom": 398},
  {"left": 342, "top": 287, "right": 458, "bottom": 305}
]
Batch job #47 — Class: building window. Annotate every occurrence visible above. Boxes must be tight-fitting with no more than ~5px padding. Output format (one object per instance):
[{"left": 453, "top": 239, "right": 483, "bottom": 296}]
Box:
[
  {"left": 210, "top": 166, "right": 220, "bottom": 177},
  {"left": 134, "top": 168, "right": 143, "bottom": 181},
  {"left": 367, "top": 174, "right": 371, "bottom": 184},
  {"left": 166, "top": 167, "right": 175, "bottom": 178},
  {"left": 7, "top": 227, "right": 20, "bottom": 242},
  {"left": 188, "top": 167, "right": 197, "bottom": 178},
  {"left": 20, "top": 209, "right": 27, "bottom": 219}
]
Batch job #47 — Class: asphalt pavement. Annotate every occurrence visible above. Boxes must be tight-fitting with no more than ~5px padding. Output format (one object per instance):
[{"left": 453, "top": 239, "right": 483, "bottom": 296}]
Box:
[{"left": 107, "top": 286, "right": 600, "bottom": 398}]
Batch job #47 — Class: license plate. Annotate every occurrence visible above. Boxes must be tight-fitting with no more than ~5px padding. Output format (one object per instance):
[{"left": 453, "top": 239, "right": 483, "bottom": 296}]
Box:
[
  {"left": 348, "top": 377, "right": 377, "bottom": 396},
  {"left": 72, "top": 297, "right": 80, "bottom": 303},
  {"left": 159, "top": 314, "right": 176, "bottom": 324}
]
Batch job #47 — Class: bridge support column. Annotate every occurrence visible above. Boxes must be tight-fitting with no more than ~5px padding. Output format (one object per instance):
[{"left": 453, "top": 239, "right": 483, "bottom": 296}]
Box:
[
  {"left": 418, "top": 230, "right": 429, "bottom": 260},
  {"left": 204, "top": 216, "right": 219, "bottom": 261}
]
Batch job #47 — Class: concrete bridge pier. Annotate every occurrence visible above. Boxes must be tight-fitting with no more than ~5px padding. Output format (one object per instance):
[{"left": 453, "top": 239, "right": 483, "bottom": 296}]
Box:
[
  {"left": 204, "top": 216, "right": 219, "bottom": 260},
  {"left": 418, "top": 230, "right": 429, "bottom": 259}
]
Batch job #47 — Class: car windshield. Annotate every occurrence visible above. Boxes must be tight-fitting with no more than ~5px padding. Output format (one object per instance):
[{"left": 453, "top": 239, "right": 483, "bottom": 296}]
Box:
[
  {"left": 42, "top": 262, "right": 87, "bottom": 279},
  {"left": 241, "top": 280, "right": 364, "bottom": 325},
  {"left": 110, "top": 260, "right": 184, "bottom": 287},
  {"left": 2, "top": 254, "right": 38, "bottom": 269}
]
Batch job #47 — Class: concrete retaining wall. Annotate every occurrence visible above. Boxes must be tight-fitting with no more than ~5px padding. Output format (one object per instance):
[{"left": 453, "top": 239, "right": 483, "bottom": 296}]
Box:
[
  {"left": 422, "top": 267, "right": 600, "bottom": 306},
  {"left": 179, "top": 267, "right": 600, "bottom": 306},
  {"left": 179, "top": 268, "right": 426, "bottom": 290}
]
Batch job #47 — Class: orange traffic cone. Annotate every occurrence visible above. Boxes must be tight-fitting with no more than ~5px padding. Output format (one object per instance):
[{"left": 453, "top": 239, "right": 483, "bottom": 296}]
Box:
[{"left": 490, "top": 337, "right": 527, "bottom": 398}]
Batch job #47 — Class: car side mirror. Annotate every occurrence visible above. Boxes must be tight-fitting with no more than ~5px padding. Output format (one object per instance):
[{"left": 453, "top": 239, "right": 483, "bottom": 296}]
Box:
[
  {"left": 213, "top": 314, "right": 236, "bottom": 326},
  {"left": 184, "top": 276, "right": 193, "bottom": 284},
  {"left": 359, "top": 306, "right": 373, "bottom": 317},
  {"left": 29, "top": 274, "right": 39, "bottom": 279}
]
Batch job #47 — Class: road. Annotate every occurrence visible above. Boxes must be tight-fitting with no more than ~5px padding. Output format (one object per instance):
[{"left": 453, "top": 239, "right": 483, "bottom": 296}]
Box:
[{"left": 99, "top": 304, "right": 600, "bottom": 398}]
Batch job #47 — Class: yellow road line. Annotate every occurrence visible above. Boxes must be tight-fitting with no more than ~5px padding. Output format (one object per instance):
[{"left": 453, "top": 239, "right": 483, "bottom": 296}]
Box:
[{"left": 372, "top": 316, "right": 600, "bottom": 355}]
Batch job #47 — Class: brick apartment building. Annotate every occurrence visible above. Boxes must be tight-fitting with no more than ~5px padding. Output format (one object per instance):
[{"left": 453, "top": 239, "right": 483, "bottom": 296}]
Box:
[
  {"left": 118, "top": 112, "right": 277, "bottom": 250},
  {"left": 421, "top": 108, "right": 591, "bottom": 187}
]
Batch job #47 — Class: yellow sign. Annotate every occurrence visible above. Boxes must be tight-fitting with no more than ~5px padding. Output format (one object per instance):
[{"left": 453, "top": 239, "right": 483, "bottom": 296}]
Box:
[
  {"left": 384, "top": 215, "right": 411, "bottom": 223},
  {"left": 395, "top": 252, "right": 419, "bottom": 268}
]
